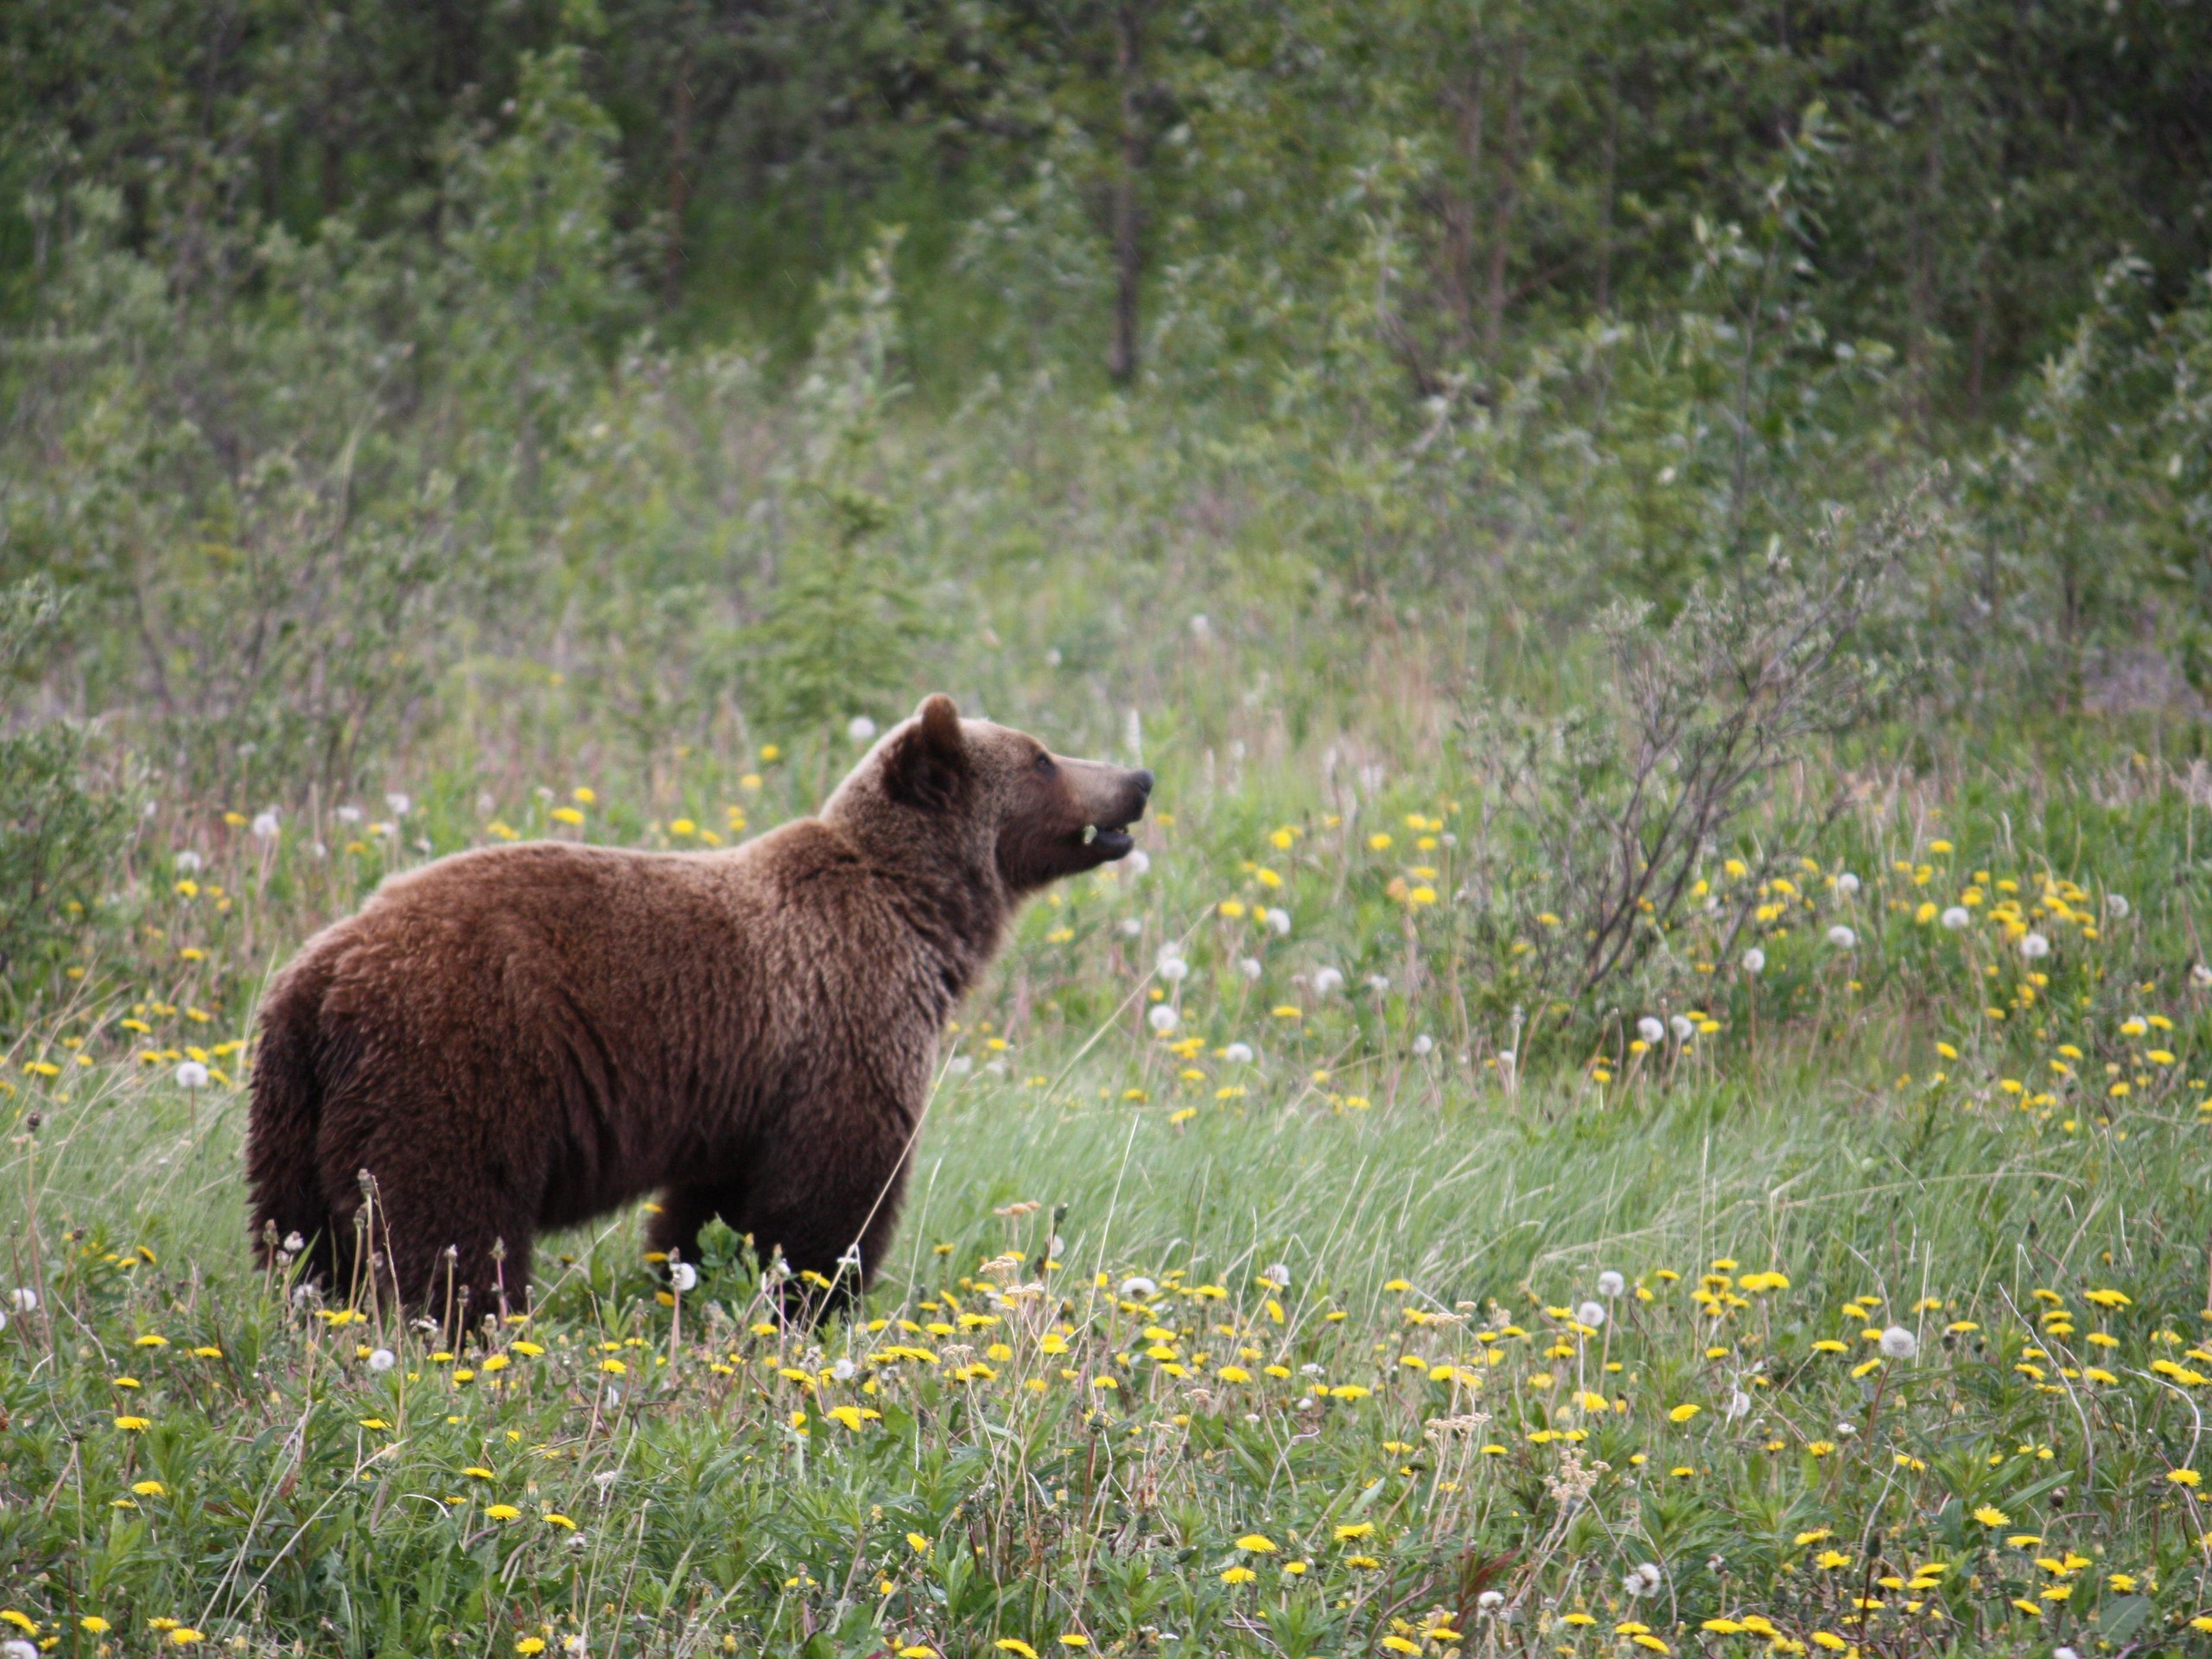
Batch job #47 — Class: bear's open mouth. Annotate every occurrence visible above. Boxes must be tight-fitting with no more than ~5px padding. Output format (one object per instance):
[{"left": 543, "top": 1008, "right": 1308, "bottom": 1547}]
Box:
[{"left": 1083, "top": 823, "right": 1136, "bottom": 858}]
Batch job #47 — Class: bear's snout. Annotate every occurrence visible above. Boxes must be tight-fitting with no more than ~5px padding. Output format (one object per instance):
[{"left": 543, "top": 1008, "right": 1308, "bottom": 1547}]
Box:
[{"left": 1078, "top": 765, "right": 1151, "bottom": 859}]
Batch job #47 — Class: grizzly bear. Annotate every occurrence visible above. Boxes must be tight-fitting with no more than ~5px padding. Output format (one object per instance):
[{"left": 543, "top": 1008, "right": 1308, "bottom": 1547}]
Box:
[{"left": 245, "top": 695, "right": 1151, "bottom": 1320}]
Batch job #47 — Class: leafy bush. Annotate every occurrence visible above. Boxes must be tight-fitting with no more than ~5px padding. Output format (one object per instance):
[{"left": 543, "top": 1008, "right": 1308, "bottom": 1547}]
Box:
[{"left": 0, "top": 576, "right": 127, "bottom": 997}]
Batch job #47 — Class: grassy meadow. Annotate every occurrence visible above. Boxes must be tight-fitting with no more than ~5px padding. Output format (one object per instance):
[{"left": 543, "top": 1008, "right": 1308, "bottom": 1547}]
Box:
[
  {"left": 7, "top": 685, "right": 2212, "bottom": 1659},
  {"left": 8, "top": 10, "right": 2212, "bottom": 1654}
]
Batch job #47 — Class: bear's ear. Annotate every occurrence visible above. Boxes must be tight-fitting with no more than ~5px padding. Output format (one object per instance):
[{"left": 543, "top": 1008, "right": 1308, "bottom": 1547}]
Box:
[{"left": 885, "top": 694, "right": 968, "bottom": 809}]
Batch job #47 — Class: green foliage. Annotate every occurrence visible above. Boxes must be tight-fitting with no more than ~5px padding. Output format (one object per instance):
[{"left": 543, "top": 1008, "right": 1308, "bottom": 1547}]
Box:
[
  {"left": 0, "top": 576, "right": 126, "bottom": 996},
  {"left": 743, "top": 230, "right": 936, "bottom": 735}
]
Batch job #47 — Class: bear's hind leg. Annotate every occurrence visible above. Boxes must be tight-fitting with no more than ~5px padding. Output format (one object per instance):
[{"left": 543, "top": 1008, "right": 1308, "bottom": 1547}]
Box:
[{"left": 647, "top": 1179, "right": 750, "bottom": 1274}]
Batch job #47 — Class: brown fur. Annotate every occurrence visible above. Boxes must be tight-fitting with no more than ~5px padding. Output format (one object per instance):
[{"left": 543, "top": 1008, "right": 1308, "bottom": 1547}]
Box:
[{"left": 245, "top": 696, "right": 1150, "bottom": 1320}]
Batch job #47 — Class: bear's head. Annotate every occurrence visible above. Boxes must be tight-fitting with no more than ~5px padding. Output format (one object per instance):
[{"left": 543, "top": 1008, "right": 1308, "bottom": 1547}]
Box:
[{"left": 826, "top": 694, "right": 1153, "bottom": 894}]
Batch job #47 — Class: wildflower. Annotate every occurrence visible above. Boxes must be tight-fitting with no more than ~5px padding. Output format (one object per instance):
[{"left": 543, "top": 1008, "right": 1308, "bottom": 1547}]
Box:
[
  {"left": 1598, "top": 1270, "right": 1626, "bottom": 1299},
  {"left": 169, "top": 1631, "right": 206, "bottom": 1646},
  {"left": 2169, "top": 1469, "right": 2202, "bottom": 1488},
  {"left": 2107, "top": 894, "right": 2129, "bottom": 918},
  {"left": 1835, "top": 872, "right": 1860, "bottom": 895},
  {"left": 1577, "top": 1300, "right": 1605, "bottom": 1328},
  {"left": 9, "top": 1288, "right": 36, "bottom": 1313},
  {"left": 1742, "top": 948, "right": 1765, "bottom": 974},
  {"left": 1147, "top": 1006, "right": 1179, "bottom": 1033},
  {"left": 1313, "top": 967, "right": 1344, "bottom": 995},
  {"left": 1974, "top": 1505, "right": 2010, "bottom": 1527},
  {"left": 1260, "top": 1262, "right": 1291, "bottom": 1288},
  {"left": 1669, "top": 1014, "right": 1693, "bottom": 1040},
  {"left": 1118, "top": 1276, "right": 1157, "bottom": 1300},
  {"left": 2021, "top": 932, "right": 2050, "bottom": 959},
  {"left": 1827, "top": 925, "right": 1856, "bottom": 950},
  {"left": 251, "top": 810, "right": 280, "bottom": 841},
  {"left": 1637, "top": 1016, "right": 1665, "bottom": 1044},
  {"left": 1236, "top": 957, "right": 1261, "bottom": 978},
  {"left": 1725, "top": 1389, "right": 1751, "bottom": 1420},
  {"left": 1235, "top": 1535, "right": 1278, "bottom": 1553},
  {"left": 517, "top": 1642, "right": 547, "bottom": 1656},
  {"left": 1878, "top": 1325, "right": 1918, "bottom": 1359},
  {"left": 1156, "top": 950, "right": 1189, "bottom": 982},
  {"left": 1669, "top": 1403, "right": 1700, "bottom": 1423},
  {"left": 1265, "top": 906, "right": 1290, "bottom": 935},
  {"left": 1942, "top": 906, "right": 1970, "bottom": 930},
  {"left": 176, "top": 1061, "right": 210, "bottom": 1089},
  {"left": 1623, "top": 1562, "right": 1662, "bottom": 1597},
  {"left": 367, "top": 1347, "right": 396, "bottom": 1372},
  {"left": 847, "top": 715, "right": 879, "bottom": 743},
  {"left": 1224, "top": 1042, "right": 1254, "bottom": 1064},
  {"left": 1219, "top": 1567, "right": 1255, "bottom": 1586},
  {"left": 669, "top": 1262, "right": 698, "bottom": 1294}
]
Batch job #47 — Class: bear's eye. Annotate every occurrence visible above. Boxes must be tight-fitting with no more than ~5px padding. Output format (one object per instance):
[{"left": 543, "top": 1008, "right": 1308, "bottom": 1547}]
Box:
[{"left": 1033, "top": 751, "right": 1056, "bottom": 775}]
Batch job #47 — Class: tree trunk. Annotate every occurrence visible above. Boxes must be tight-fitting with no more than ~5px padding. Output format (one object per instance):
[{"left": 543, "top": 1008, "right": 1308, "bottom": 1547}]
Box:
[
  {"left": 1481, "top": 36, "right": 1525, "bottom": 357},
  {"left": 1596, "top": 58, "right": 1619, "bottom": 315},
  {"left": 1107, "top": 0, "right": 1147, "bottom": 385},
  {"left": 664, "top": 23, "right": 695, "bottom": 312}
]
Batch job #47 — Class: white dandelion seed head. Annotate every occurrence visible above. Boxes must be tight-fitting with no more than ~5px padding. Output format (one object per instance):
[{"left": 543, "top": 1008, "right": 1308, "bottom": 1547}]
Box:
[
  {"left": 2054, "top": 1646, "right": 2082, "bottom": 1659},
  {"left": 1147, "top": 1005, "right": 1179, "bottom": 1034},
  {"left": 251, "top": 810, "right": 281, "bottom": 841},
  {"left": 1477, "top": 1590, "right": 1505, "bottom": 1611},
  {"left": 1224, "top": 1042, "right": 1255, "bottom": 1065},
  {"left": 847, "top": 715, "right": 878, "bottom": 743},
  {"left": 1364, "top": 973, "right": 1391, "bottom": 994},
  {"left": 1313, "top": 967, "right": 1344, "bottom": 995},
  {"left": 0, "top": 1310, "right": 7, "bottom": 1332},
  {"left": 1669, "top": 1014, "right": 1694, "bottom": 1041},
  {"left": 1157, "top": 954, "right": 1189, "bottom": 982},
  {"left": 1124, "top": 849, "right": 1151, "bottom": 877},
  {"left": 668, "top": 1262, "right": 698, "bottom": 1294},
  {"left": 1118, "top": 1275, "right": 1158, "bottom": 1300},
  {"left": 1189, "top": 613, "right": 1211, "bottom": 638},
  {"left": 336, "top": 804, "right": 363, "bottom": 823},
  {"left": 1725, "top": 1389, "right": 1752, "bottom": 1420},
  {"left": 604, "top": 1388, "right": 620, "bottom": 1407},
  {"left": 1826, "top": 925, "right": 1857, "bottom": 950},
  {"left": 175, "top": 1060, "right": 210, "bottom": 1089},
  {"left": 1941, "top": 906, "right": 1970, "bottom": 931},
  {"left": 368, "top": 1348, "right": 397, "bottom": 1373},
  {"left": 8, "top": 1287, "right": 37, "bottom": 1313},
  {"left": 283, "top": 1232, "right": 306, "bottom": 1254},
  {"left": 6, "top": 1637, "right": 40, "bottom": 1659},
  {"left": 1834, "top": 1420, "right": 1858, "bottom": 1436},
  {"left": 1265, "top": 906, "right": 1291, "bottom": 936},
  {"left": 1576, "top": 1300, "right": 1606, "bottom": 1329},
  {"left": 1260, "top": 1263, "right": 1291, "bottom": 1289},
  {"left": 1623, "top": 1562, "right": 1662, "bottom": 1597},
  {"left": 1300, "top": 1362, "right": 1325, "bottom": 1376},
  {"left": 1597, "top": 1270, "right": 1626, "bottom": 1299},
  {"left": 1637, "top": 1016, "right": 1665, "bottom": 1045},
  {"left": 2020, "top": 931, "right": 2050, "bottom": 959},
  {"left": 174, "top": 849, "right": 204, "bottom": 873},
  {"left": 1878, "top": 1325, "right": 1918, "bottom": 1359},
  {"left": 1497, "top": 1049, "right": 1516, "bottom": 1070},
  {"left": 385, "top": 791, "right": 412, "bottom": 817},
  {"left": 2195, "top": 962, "right": 2212, "bottom": 987},
  {"left": 831, "top": 1357, "right": 857, "bottom": 1382},
  {"left": 2106, "top": 893, "right": 2129, "bottom": 918},
  {"left": 1118, "top": 917, "right": 1142, "bottom": 938},
  {"left": 1413, "top": 1033, "right": 1434, "bottom": 1056},
  {"left": 1835, "top": 872, "right": 1860, "bottom": 896},
  {"left": 1741, "top": 948, "right": 1766, "bottom": 974},
  {"left": 291, "top": 1283, "right": 321, "bottom": 1309},
  {"left": 945, "top": 1055, "right": 973, "bottom": 1076},
  {"left": 1238, "top": 957, "right": 1262, "bottom": 980}
]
